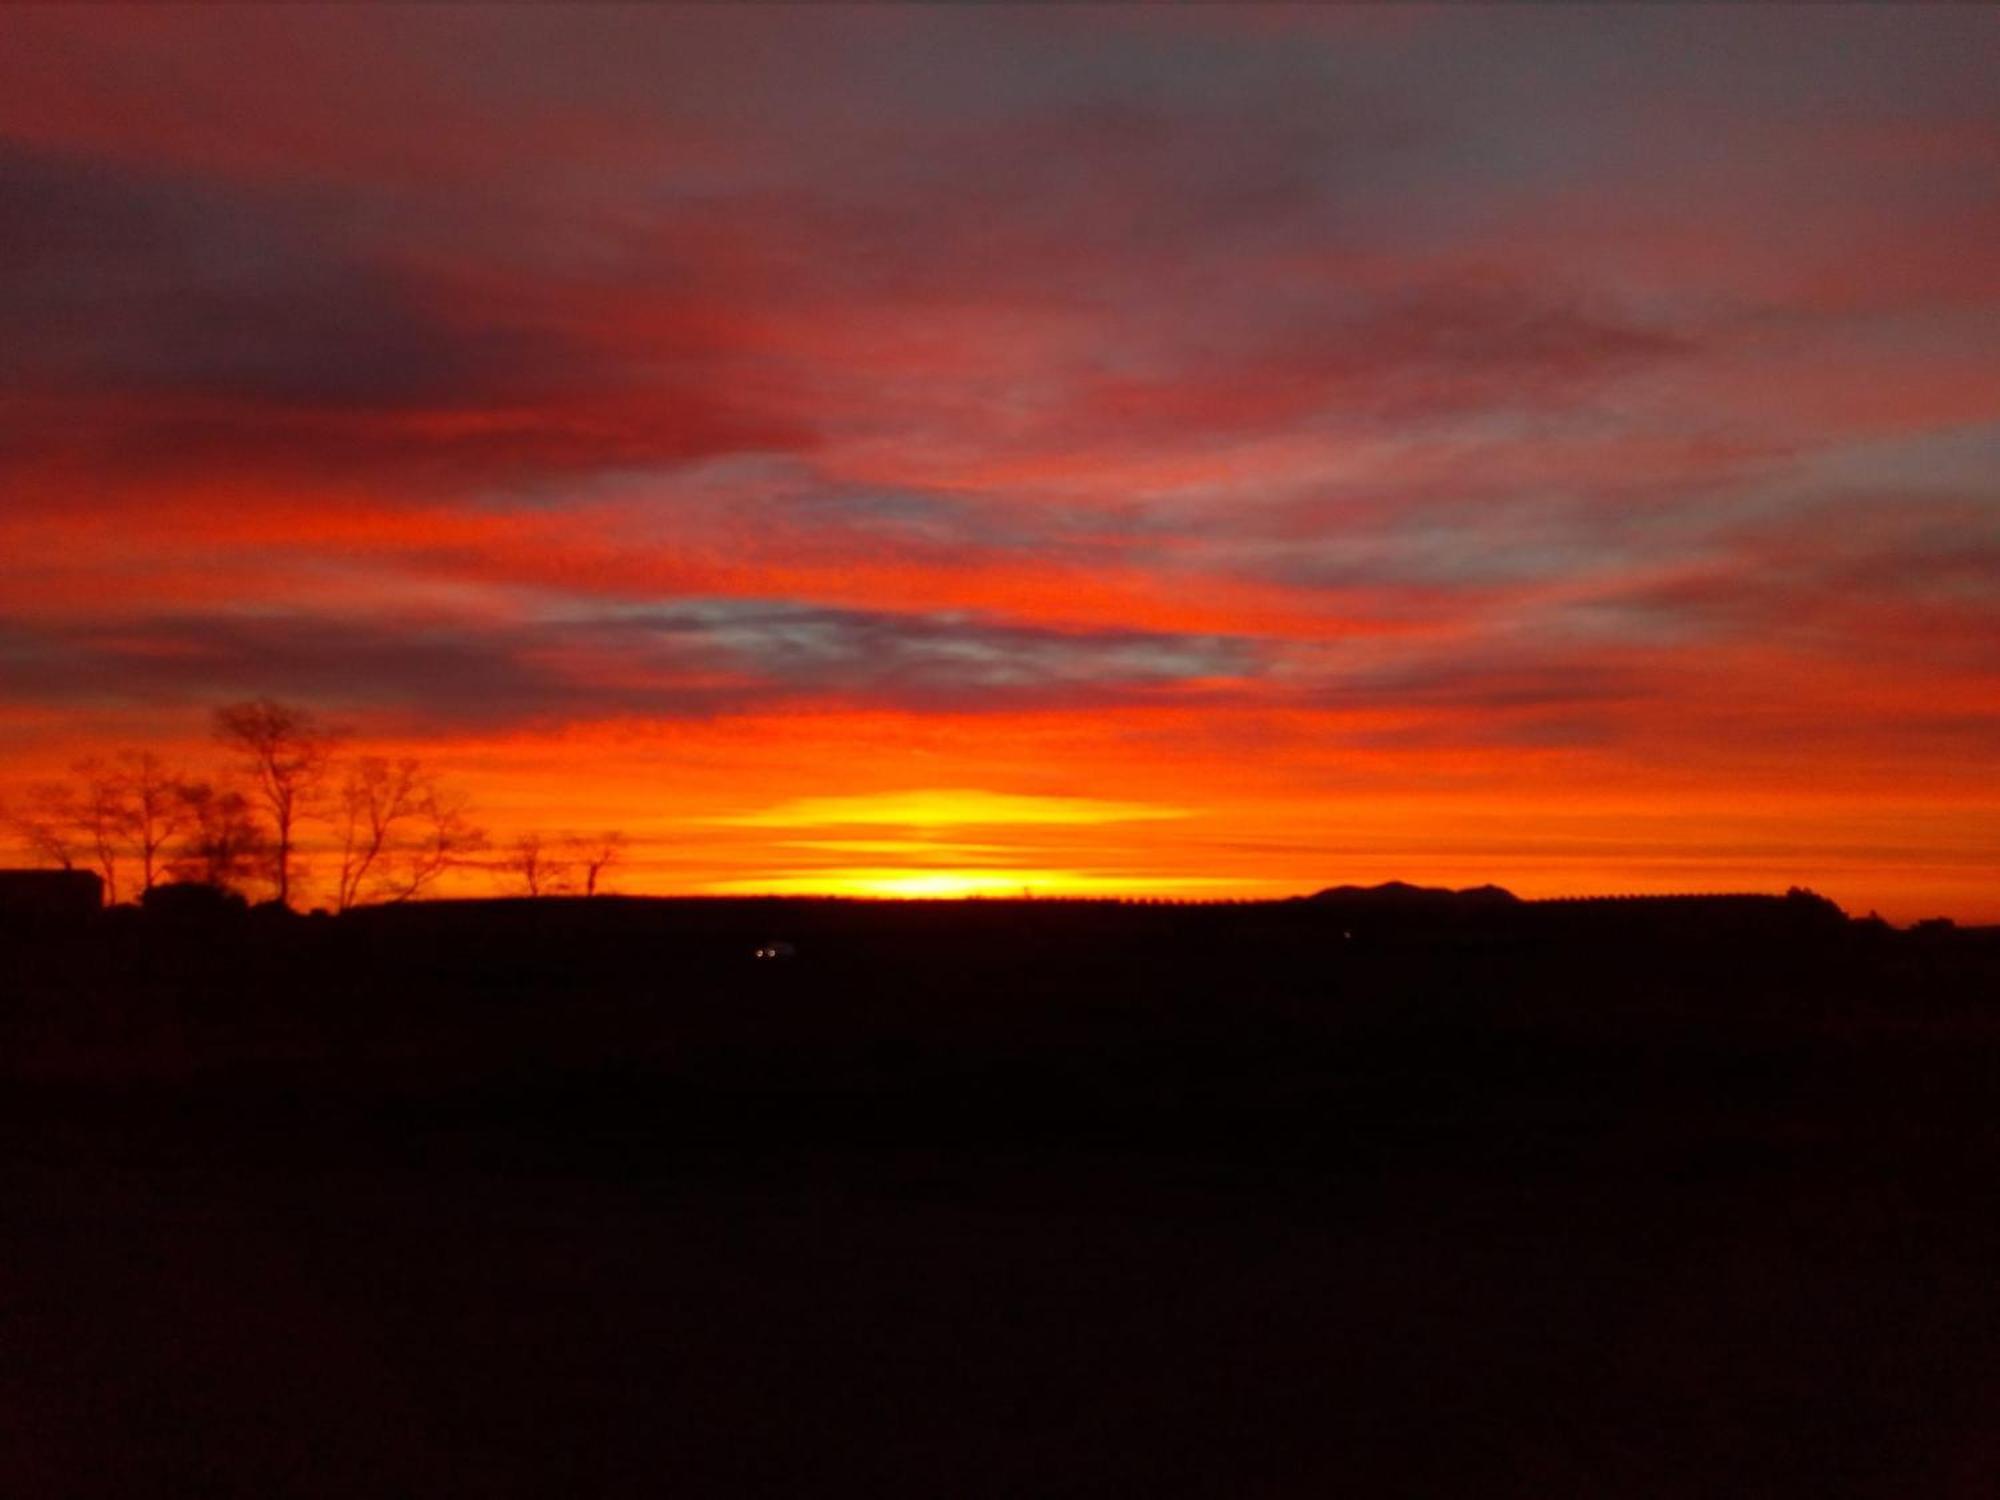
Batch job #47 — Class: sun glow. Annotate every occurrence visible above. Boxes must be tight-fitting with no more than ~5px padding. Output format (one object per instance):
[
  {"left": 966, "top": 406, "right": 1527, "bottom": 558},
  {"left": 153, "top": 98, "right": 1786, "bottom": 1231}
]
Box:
[
  {"left": 709, "top": 867, "right": 1226, "bottom": 899},
  {"left": 697, "top": 787, "right": 1214, "bottom": 898}
]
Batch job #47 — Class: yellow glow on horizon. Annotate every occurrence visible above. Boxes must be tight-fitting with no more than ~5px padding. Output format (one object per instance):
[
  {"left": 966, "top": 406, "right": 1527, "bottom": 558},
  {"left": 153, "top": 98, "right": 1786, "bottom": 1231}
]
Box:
[
  {"left": 7, "top": 708, "right": 1997, "bottom": 923},
  {"left": 706, "top": 867, "right": 1249, "bottom": 899}
]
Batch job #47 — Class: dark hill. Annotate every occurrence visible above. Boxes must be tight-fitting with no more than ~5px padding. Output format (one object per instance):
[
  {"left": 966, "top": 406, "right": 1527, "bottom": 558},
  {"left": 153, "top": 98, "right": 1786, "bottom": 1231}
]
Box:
[
  {"left": 1, "top": 884, "right": 1997, "bottom": 1499},
  {"left": 1307, "top": 880, "right": 1521, "bottom": 906}
]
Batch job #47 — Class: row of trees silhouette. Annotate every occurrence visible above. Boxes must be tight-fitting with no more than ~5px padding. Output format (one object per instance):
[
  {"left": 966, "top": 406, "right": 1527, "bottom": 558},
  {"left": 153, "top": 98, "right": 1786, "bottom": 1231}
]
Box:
[{"left": 1, "top": 698, "right": 625, "bottom": 909}]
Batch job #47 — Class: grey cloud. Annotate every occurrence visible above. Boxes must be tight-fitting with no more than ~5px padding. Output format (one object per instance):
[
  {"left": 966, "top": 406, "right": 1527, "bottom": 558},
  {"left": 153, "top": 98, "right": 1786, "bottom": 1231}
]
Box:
[
  {"left": 0, "top": 601, "right": 1263, "bottom": 730},
  {"left": 0, "top": 144, "right": 805, "bottom": 486},
  {"left": 571, "top": 602, "right": 1259, "bottom": 704},
  {"left": 1315, "top": 652, "right": 1648, "bottom": 715},
  {"left": 0, "top": 146, "right": 513, "bottom": 407},
  {"left": 0, "top": 615, "right": 723, "bottom": 727}
]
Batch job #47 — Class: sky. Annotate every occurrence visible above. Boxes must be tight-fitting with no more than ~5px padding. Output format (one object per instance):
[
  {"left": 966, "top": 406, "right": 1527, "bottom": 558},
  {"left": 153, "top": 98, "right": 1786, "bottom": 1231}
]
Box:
[{"left": 1, "top": 5, "right": 1996, "bottom": 920}]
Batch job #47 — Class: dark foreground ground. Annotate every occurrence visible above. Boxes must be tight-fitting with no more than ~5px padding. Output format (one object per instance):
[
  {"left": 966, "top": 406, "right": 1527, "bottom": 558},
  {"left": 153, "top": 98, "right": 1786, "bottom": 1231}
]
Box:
[{"left": 2, "top": 897, "right": 1997, "bottom": 1497}]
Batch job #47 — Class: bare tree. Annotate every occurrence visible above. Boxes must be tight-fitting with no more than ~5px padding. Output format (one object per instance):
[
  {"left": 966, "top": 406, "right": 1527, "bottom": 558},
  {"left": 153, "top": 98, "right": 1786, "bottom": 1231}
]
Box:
[
  {"left": 503, "top": 831, "right": 572, "bottom": 897},
  {"left": 380, "top": 782, "right": 484, "bottom": 903},
  {"left": 562, "top": 831, "right": 626, "bottom": 896},
  {"left": 71, "top": 759, "right": 129, "bottom": 906},
  {"left": 333, "top": 756, "right": 423, "bottom": 912},
  {"left": 214, "top": 698, "right": 340, "bottom": 907},
  {"left": 117, "top": 750, "right": 190, "bottom": 895},
  {"left": 2, "top": 782, "right": 82, "bottom": 870},
  {"left": 171, "top": 781, "right": 266, "bottom": 894},
  {"left": 334, "top": 758, "right": 485, "bottom": 908}
]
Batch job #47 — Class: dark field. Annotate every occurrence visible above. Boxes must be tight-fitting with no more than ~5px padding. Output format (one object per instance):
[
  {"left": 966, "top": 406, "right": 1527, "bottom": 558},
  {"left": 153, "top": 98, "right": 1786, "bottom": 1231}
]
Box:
[{"left": 4, "top": 897, "right": 1997, "bottom": 1497}]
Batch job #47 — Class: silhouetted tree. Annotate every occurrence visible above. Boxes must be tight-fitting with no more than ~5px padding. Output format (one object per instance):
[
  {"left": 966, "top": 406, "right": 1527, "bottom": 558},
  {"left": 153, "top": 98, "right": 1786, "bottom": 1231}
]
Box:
[
  {"left": 2, "top": 782, "right": 82, "bottom": 870},
  {"left": 117, "top": 750, "right": 190, "bottom": 895},
  {"left": 503, "top": 832, "right": 571, "bottom": 897},
  {"left": 334, "top": 756, "right": 422, "bottom": 912},
  {"left": 214, "top": 698, "right": 340, "bottom": 907},
  {"left": 335, "top": 757, "right": 486, "bottom": 908},
  {"left": 171, "top": 781, "right": 266, "bottom": 894},
  {"left": 565, "top": 830, "right": 626, "bottom": 896},
  {"left": 5, "top": 709, "right": 500, "bottom": 908},
  {"left": 382, "top": 781, "right": 485, "bottom": 902},
  {"left": 71, "top": 759, "right": 129, "bottom": 906}
]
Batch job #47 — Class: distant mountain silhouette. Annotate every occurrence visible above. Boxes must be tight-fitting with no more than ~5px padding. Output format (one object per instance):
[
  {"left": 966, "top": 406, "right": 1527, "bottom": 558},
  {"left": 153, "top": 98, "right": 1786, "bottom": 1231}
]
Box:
[
  {"left": 1297, "top": 882, "right": 1854, "bottom": 941},
  {"left": 1306, "top": 881, "right": 1521, "bottom": 907}
]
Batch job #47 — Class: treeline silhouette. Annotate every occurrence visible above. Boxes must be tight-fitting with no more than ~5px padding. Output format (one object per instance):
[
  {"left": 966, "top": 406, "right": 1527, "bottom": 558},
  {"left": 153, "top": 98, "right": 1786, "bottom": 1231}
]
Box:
[{"left": 0, "top": 698, "right": 625, "bottom": 909}]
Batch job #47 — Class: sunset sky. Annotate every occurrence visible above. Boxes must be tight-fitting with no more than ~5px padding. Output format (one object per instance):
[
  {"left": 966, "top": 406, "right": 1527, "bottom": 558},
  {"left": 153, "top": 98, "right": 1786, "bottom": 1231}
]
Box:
[{"left": 2, "top": 7, "right": 1996, "bottom": 919}]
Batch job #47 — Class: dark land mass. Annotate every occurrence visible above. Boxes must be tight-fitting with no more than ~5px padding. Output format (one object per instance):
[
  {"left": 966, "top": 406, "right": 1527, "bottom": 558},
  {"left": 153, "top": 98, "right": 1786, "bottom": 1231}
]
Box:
[{"left": 3, "top": 886, "right": 1997, "bottom": 1497}]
